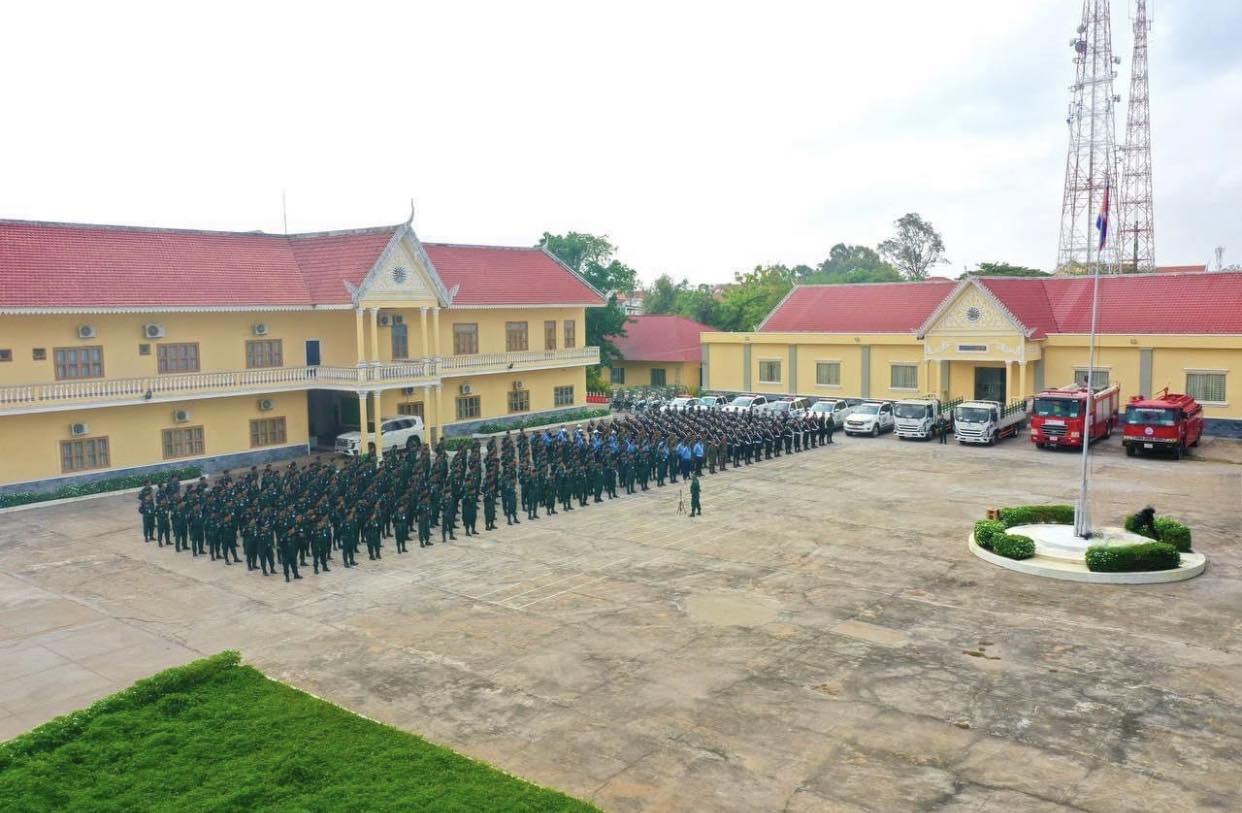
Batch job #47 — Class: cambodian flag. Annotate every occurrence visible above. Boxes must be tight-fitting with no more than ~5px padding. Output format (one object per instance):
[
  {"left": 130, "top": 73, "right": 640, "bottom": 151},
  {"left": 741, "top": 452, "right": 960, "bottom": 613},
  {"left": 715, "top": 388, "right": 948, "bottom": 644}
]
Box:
[{"left": 1096, "top": 178, "right": 1111, "bottom": 250}]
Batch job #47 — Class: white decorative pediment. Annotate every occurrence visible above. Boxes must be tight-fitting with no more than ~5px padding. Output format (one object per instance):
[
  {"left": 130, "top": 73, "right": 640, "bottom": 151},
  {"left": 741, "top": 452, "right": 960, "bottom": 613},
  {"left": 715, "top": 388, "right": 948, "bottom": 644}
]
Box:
[
  {"left": 919, "top": 279, "right": 1031, "bottom": 339},
  {"left": 353, "top": 225, "right": 452, "bottom": 307}
]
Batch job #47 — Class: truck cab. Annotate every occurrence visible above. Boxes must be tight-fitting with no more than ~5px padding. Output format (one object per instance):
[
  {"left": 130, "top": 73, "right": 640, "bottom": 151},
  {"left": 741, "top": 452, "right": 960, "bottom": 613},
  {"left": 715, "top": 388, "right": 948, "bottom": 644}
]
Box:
[
  {"left": 1030, "top": 383, "right": 1120, "bottom": 449},
  {"left": 894, "top": 397, "right": 942, "bottom": 440},
  {"left": 954, "top": 399, "right": 1027, "bottom": 445},
  {"left": 1122, "top": 390, "right": 1203, "bottom": 460},
  {"left": 844, "top": 401, "right": 894, "bottom": 437}
]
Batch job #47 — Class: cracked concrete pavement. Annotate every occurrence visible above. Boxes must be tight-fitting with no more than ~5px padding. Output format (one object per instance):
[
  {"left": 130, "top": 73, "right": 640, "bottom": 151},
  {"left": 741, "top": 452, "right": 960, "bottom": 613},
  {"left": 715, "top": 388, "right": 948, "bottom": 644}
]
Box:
[{"left": 1, "top": 432, "right": 1240, "bottom": 811}]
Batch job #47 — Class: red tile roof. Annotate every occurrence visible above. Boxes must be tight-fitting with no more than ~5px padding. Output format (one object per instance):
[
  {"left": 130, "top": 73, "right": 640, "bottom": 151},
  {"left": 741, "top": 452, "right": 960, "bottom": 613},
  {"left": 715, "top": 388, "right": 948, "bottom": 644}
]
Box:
[
  {"left": 761, "top": 272, "right": 1242, "bottom": 337},
  {"left": 760, "top": 280, "right": 959, "bottom": 333},
  {"left": 423, "top": 244, "right": 604, "bottom": 306},
  {"left": 1156, "top": 264, "right": 1208, "bottom": 274},
  {"left": 0, "top": 220, "right": 604, "bottom": 309},
  {"left": 610, "top": 314, "right": 711, "bottom": 362}
]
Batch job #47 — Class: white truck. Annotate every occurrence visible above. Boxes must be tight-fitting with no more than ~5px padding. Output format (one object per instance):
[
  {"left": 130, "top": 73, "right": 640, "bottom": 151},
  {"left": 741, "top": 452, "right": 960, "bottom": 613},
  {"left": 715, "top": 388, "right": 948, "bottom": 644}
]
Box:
[
  {"left": 844, "top": 400, "right": 895, "bottom": 437},
  {"left": 894, "top": 396, "right": 961, "bottom": 440},
  {"left": 809, "top": 398, "right": 857, "bottom": 429},
  {"left": 953, "top": 399, "right": 1028, "bottom": 445}
]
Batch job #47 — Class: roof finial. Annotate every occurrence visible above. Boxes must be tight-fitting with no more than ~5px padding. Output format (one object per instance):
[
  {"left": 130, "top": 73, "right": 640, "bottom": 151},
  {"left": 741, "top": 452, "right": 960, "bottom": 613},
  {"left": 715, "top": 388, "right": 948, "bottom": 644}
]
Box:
[{"left": 406, "top": 198, "right": 415, "bottom": 227}]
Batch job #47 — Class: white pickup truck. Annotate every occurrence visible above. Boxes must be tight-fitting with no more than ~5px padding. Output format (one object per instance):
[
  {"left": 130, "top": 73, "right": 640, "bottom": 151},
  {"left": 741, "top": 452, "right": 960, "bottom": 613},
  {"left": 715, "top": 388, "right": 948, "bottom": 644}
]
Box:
[
  {"left": 844, "top": 401, "right": 895, "bottom": 437},
  {"left": 335, "top": 416, "right": 425, "bottom": 456},
  {"left": 894, "top": 397, "right": 959, "bottom": 440},
  {"left": 722, "top": 394, "right": 769, "bottom": 414},
  {"left": 809, "top": 398, "right": 857, "bottom": 429},
  {"left": 953, "top": 400, "right": 1027, "bottom": 445}
]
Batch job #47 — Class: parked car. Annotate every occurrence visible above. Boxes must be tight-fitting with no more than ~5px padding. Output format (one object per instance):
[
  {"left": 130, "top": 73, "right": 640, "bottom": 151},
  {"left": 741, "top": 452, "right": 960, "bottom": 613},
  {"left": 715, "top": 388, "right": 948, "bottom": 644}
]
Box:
[
  {"left": 764, "top": 397, "right": 812, "bottom": 418},
  {"left": 665, "top": 396, "right": 703, "bottom": 412},
  {"left": 844, "top": 401, "right": 895, "bottom": 436},
  {"left": 809, "top": 398, "right": 856, "bottom": 429},
  {"left": 698, "top": 395, "right": 729, "bottom": 408},
  {"left": 722, "top": 394, "right": 769, "bottom": 413},
  {"left": 335, "top": 416, "right": 425, "bottom": 456}
]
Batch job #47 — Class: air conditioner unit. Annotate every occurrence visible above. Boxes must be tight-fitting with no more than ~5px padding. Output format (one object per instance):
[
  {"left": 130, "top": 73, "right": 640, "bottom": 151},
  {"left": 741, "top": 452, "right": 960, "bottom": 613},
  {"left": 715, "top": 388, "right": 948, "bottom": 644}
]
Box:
[
  {"left": 459, "top": 384, "right": 472, "bottom": 396},
  {"left": 70, "top": 422, "right": 89, "bottom": 436},
  {"left": 378, "top": 314, "right": 392, "bottom": 327},
  {"left": 257, "top": 398, "right": 275, "bottom": 411},
  {"left": 173, "top": 409, "right": 191, "bottom": 423},
  {"left": 144, "top": 323, "right": 166, "bottom": 339},
  {"left": 391, "top": 314, "right": 404, "bottom": 325},
  {"left": 513, "top": 380, "right": 525, "bottom": 391},
  {"left": 252, "top": 323, "right": 269, "bottom": 336},
  {"left": 77, "top": 324, "right": 97, "bottom": 339}
]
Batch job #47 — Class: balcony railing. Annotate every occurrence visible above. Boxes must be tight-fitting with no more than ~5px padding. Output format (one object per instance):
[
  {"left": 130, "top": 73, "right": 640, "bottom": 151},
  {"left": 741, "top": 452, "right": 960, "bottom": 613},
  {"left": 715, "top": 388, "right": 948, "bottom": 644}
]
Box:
[
  {"left": 0, "top": 348, "right": 599, "bottom": 413},
  {"left": 439, "top": 346, "right": 600, "bottom": 376}
]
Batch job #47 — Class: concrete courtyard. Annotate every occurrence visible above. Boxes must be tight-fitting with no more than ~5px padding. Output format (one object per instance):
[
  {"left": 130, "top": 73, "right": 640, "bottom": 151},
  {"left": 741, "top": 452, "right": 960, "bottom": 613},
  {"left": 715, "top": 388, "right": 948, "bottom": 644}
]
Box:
[{"left": 1, "top": 432, "right": 1240, "bottom": 811}]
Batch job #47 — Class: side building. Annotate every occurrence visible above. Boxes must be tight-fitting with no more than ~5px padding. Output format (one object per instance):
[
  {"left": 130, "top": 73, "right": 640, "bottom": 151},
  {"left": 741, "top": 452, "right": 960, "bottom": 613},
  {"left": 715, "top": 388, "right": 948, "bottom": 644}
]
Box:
[
  {"left": 606, "top": 314, "right": 710, "bottom": 390},
  {"left": 702, "top": 272, "right": 1242, "bottom": 433},
  {"left": 0, "top": 218, "right": 604, "bottom": 494}
]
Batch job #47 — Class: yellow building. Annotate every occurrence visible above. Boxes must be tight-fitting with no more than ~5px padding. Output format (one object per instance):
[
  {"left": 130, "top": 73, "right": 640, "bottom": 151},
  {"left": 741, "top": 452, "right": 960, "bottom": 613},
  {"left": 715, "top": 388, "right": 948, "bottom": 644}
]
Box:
[
  {"left": 702, "top": 273, "right": 1242, "bottom": 430},
  {"left": 605, "top": 314, "right": 707, "bottom": 391},
  {"left": 0, "top": 218, "right": 604, "bottom": 493}
]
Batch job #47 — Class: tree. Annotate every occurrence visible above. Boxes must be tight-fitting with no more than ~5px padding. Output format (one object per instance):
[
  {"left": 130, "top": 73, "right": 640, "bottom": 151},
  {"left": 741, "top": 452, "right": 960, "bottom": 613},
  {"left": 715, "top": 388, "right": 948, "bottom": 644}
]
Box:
[
  {"left": 643, "top": 274, "right": 686, "bottom": 315},
  {"left": 964, "top": 261, "right": 1049, "bottom": 279},
  {"left": 537, "top": 232, "right": 637, "bottom": 375},
  {"left": 714, "top": 265, "right": 796, "bottom": 332},
  {"left": 672, "top": 284, "right": 719, "bottom": 326},
  {"left": 878, "top": 213, "right": 947, "bottom": 281}
]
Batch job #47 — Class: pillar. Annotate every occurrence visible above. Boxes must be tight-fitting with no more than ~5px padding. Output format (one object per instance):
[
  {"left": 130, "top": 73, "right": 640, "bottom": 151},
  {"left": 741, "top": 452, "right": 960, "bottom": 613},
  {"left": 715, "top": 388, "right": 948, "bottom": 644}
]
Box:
[
  {"left": 431, "top": 307, "right": 442, "bottom": 359},
  {"left": 424, "top": 383, "right": 435, "bottom": 442},
  {"left": 372, "top": 390, "right": 384, "bottom": 462},
  {"left": 1004, "top": 361, "right": 1014, "bottom": 404},
  {"left": 368, "top": 307, "right": 381, "bottom": 365},
  {"left": 434, "top": 383, "right": 444, "bottom": 444},
  {"left": 420, "top": 306, "right": 430, "bottom": 363},
  {"left": 354, "top": 308, "right": 366, "bottom": 367},
  {"left": 357, "top": 391, "right": 370, "bottom": 457},
  {"left": 742, "top": 344, "right": 752, "bottom": 390},
  {"left": 1018, "top": 361, "right": 1028, "bottom": 400}
]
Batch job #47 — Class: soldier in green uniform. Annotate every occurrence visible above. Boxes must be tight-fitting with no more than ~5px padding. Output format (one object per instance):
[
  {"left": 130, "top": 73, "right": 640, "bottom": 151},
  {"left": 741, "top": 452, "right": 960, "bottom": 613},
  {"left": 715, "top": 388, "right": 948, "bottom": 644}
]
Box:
[
  {"left": 393, "top": 505, "right": 410, "bottom": 553},
  {"left": 462, "top": 482, "right": 478, "bottom": 536},
  {"left": 189, "top": 505, "right": 205, "bottom": 557},
  {"left": 155, "top": 498, "right": 172, "bottom": 548},
  {"left": 524, "top": 466, "right": 540, "bottom": 520},
  {"left": 279, "top": 528, "right": 302, "bottom": 581},
  {"left": 243, "top": 518, "right": 259, "bottom": 570},
  {"left": 440, "top": 493, "right": 457, "bottom": 542},
  {"left": 689, "top": 473, "right": 702, "bottom": 517},
  {"left": 221, "top": 513, "right": 241, "bottom": 565},
  {"left": 257, "top": 518, "right": 276, "bottom": 576},
  {"left": 502, "top": 476, "right": 519, "bottom": 526},
  {"left": 340, "top": 510, "right": 359, "bottom": 565},
  {"left": 364, "top": 511, "right": 383, "bottom": 559},
  {"left": 139, "top": 496, "right": 157, "bottom": 543},
  {"left": 482, "top": 477, "right": 497, "bottom": 531},
  {"left": 312, "top": 518, "right": 332, "bottom": 574},
  {"left": 417, "top": 498, "right": 433, "bottom": 548},
  {"left": 171, "top": 498, "right": 189, "bottom": 552}
]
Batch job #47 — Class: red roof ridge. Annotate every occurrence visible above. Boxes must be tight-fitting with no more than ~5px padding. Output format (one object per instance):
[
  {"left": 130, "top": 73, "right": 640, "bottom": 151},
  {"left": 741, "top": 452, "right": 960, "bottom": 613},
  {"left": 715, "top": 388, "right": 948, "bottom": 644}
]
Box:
[
  {"left": 0, "top": 217, "right": 277, "bottom": 238},
  {"left": 786, "top": 278, "right": 957, "bottom": 289},
  {"left": 422, "top": 241, "right": 548, "bottom": 252},
  {"left": 286, "top": 225, "right": 402, "bottom": 239}
]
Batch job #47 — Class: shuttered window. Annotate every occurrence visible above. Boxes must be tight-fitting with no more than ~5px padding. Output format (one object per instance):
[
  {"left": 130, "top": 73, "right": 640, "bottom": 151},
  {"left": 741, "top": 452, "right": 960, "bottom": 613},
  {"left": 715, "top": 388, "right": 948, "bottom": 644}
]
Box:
[
  {"left": 453, "top": 324, "right": 479, "bottom": 355},
  {"left": 157, "top": 343, "right": 200, "bottom": 373},
  {"left": 506, "top": 322, "right": 529, "bottom": 352},
  {"left": 554, "top": 386, "right": 574, "bottom": 407},
  {"left": 507, "top": 389, "right": 530, "bottom": 413},
  {"left": 890, "top": 364, "right": 918, "bottom": 390},
  {"left": 1186, "top": 372, "right": 1226, "bottom": 404},
  {"left": 456, "top": 395, "right": 481, "bottom": 419},
  {"left": 162, "top": 426, "right": 205, "bottom": 459},
  {"left": 816, "top": 362, "right": 841, "bottom": 387},
  {"left": 250, "top": 417, "right": 287, "bottom": 447},
  {"left": 544, "top": 320, "right": 557, "bottom": 350},
  {"left": 60, "top": 437, "right": 110, "bottom": 473},
  {"left": 564, "top": 320, "right": 576, "bottom": 349},
  {"left": 246, "top": 340, "right": 283, "bottom": 369},
  {"left": 54, "top": 346, "right": 104, "bottom": 380}
]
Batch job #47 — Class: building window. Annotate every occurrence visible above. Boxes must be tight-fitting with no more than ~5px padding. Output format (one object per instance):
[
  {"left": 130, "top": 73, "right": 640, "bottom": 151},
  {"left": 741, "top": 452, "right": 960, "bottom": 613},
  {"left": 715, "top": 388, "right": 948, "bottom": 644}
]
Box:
[
  {"left": 611, "top": 366, "right": 625, "bottom": 384},
  {"left": 397, "top": 401, "right": 424, "bottom": 420},
  {"left": 456, "top": 395, "right": 481, "bottom": 420},
  {"left": 32, "top": 348, "right": 47, "bottom": 360},
  {"left": 506, "top": 321, "right": 529, "bottom": 352},
  {"left": 162, "top": 426, "right": 205, "bottom": 459},
  {"left": 1186, "top": 371, "right": 1226, "bottom": 404},
  {"left": 816, "top": 361, "right": 841, "bottom": 387},
  {"left": 54, "top": 346, "right": 104, "bottom": 380},
  {"left": 507, "top": 389, "right": 530, "bottom": 413},
  {"left": 391, "top": 320, "right": 409, "bottom": 359},
  {"left": 890, "top": 364, "right": 918, "bottom": 390},
  {"left": 60, "top": 437, "right": 110, "bottom": 473},
  {"left": 0, "top": 349, "right": 10, "bottom": 362},
  {"left": 554, "top": 385, "right": 574, "bottom": 407},
  {"left": 453, "top": 323, "right": 478, "bottom": 355},
  {"left": 758, "top": 360, "right": 781, "bottom": 384},
  {"left": 1073, "top": 367, "right": 1110, "bottom": 388},
  {"left": 544, "top": 320, "right": 557, "bottom": 351},
  {"left": 138, "top": 344, "right": 151, "bottom": 356},
  {"left": 249, "top": 417, "right": 287, "bottom": 448},
  {"left": 651, "top": 368, "right": 667, "bottom": 386},
  {"left": 564, "top": 320, "right": 576, "bottom": 349},
  {"left": 157, "top": 343, "right": 200, "bottom": 374},
  {"left": 246, "top": 340, "right": 283, "bottom": 369}
]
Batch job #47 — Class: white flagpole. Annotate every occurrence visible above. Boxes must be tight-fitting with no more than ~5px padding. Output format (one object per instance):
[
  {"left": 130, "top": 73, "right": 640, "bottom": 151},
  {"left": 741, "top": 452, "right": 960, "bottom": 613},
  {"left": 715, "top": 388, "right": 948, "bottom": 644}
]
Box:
[{"left": 1075, "top": 177, "right": 1109, "bottom": 538}]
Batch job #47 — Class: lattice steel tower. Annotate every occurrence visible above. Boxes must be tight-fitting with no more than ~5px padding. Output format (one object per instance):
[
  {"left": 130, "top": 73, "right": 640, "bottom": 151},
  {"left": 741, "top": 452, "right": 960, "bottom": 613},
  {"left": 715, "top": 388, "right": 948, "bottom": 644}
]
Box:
[
  {"left": 1119, "top": 0, "right": 1155, "bottom": 273},
  {"left": 1055, "top": 0, "right": 1121, "bottom": 274}
]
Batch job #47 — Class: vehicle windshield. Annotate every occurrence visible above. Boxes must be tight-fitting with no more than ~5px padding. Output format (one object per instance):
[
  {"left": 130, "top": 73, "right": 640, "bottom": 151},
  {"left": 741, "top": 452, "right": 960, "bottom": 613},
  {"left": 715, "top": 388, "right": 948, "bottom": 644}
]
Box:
[
  {"left": 955, "top": 407, "right": 992, "bottom": 423},
  {"left": 1034, "top": 398, "right": 1082, "bottom": 418},
  {"left": 894, "top": 404, "right": 929, "bottom": 419},
  {"left": 856, "top": 403, "right": 880, "bottom": 415},
  {"left": 671, "top": 398, "right": 692, "bottom": 406},
  {"left": 769, "top": 402, "right": 790, "bottom": 412},
  {"left": 730, "top": 397, "right": 754, "bottom": 407},
  {"left": 1126, "top": 406, "right": 1177, "bottom": 426},
  {"left": 810, "top": 402, "right": 834, "bottom": 413}
]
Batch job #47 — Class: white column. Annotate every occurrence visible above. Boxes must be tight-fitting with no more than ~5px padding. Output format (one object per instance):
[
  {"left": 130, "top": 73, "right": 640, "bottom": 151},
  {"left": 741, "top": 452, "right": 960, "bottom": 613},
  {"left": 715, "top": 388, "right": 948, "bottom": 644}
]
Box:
[
  {"left": 435, "top": 383, "right": 444, "bottom": 445},
  {"left": 368, "top": 307, "right": 381, "bottom": 366},
  {"left": 1004, "top": 361, "right": 1014, "bottom": 404},
  {"left": 431, "top": 307, "right": 442, "bottom": 360},
  {"left": 1018, "top": 361, "right": 1028, "bottom": 400},
  {"left": 373, "top": 390, "right": 384, "bottom": 462},
  {"left": 419, "top": 306, "right": 430, "bottom": 364},
  {"left": 354, "top": 308, "right": 366, "bottom": 367},
  {"left": 358, "top": 391, "right": 370, "bottom": 456}
]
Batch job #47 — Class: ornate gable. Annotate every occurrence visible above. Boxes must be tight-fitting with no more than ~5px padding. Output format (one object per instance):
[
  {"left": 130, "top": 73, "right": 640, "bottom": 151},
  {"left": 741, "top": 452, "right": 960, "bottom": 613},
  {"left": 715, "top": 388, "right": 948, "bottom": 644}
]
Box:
[
  {"left": 351, "top": 226, "right": 452, "bottom": 307},
  {"left": 919, "top": 279, "right": 1040, "bottom": 362}
]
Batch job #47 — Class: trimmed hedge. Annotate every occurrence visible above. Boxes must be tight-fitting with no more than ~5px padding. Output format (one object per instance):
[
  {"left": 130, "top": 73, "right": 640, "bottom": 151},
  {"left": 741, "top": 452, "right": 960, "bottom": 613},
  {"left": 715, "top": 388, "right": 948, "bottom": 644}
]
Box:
[
  {"left": 973, "top": 519, "right": 1006, "bottom": 550},
  {"left": 993, "top": 533, "right": 1036, "bottom": 560},
  {"left": 0, "top": 651, "right": 240, "bottom": 770},
  {"left": 998, "top": 504, "right": 1075, "bottom": 528},
  {"left": 1086, "top": 542, "right": 1180, "bottom": 573},
  {"left": 475, "top": 407, "right": 610, "bottom": 435},
  {"left": 1154, "top": 517, "right": 1192, "bottom": 552},
  {"left": 0, "top": 466, "right": 203, "bottom": 510}
]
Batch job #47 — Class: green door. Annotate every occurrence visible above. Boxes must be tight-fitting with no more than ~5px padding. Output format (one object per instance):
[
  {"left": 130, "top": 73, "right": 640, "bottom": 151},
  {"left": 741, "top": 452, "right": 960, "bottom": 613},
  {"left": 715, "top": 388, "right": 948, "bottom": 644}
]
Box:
[{"left": 974, "top": 367, "right": 1006, "bottom": 403}]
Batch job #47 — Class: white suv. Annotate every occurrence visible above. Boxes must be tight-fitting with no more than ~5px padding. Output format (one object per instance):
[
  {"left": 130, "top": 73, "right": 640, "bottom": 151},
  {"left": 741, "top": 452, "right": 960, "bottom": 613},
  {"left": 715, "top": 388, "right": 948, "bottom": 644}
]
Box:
[
  {"left": 335, "top": 416, "right": 425, "bottom": 456},
  {"left": 810, "top": 399, "right": 856, "bottom": 429},
  {"left": 723, "top": 395, "right": 768, "bottom": 413},
  {"left": 844, "top": 401, "right": 895, "bottom": 437},
  {"left": 764, "top": 397, "right": 812, "bottom": 418}
]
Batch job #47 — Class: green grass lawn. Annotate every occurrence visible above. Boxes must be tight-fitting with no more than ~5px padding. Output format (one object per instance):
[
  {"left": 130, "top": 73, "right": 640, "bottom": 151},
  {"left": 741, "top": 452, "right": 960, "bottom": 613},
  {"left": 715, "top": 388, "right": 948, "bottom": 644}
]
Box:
[{"left": 0, "top": 652, "right": 599, "bottom": 813}]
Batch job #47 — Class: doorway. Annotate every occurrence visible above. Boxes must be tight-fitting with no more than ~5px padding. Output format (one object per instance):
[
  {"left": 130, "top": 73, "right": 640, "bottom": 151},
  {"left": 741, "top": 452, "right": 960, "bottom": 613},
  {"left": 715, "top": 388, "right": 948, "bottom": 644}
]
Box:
[
  {"left": 305, "top": 339, "right": 321, "bottom": 367},
  {"left": 974, "top": 367, "right": 1006, "bottom": 403}
]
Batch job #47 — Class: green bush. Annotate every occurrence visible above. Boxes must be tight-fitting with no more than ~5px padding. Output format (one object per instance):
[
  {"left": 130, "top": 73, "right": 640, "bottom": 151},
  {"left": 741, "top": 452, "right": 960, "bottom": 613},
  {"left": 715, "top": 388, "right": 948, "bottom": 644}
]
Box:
[
  {"left": 1085, "top": 542, "right": 1180, "bottom": 572},
  {"left": 973, "top": 519, "right": 1006, "bottom": 550},
  {"left": 1153, "top": 517, "right": 1192, "bottom": 552},
  {"left": 1123, "top": 512, "right": 1158, "bottom": 539},
  {"left": 443, "top": 437, "right": 474, "bottom": 452},
  {"left": 0, "top": 466, "right": 204, "bottom": 510},
  {"left": 997, "top": 504, "right": 1075, "bottom": 528},
  {"left": 475, "top": 407, "right": 610, "bottom": 435},
  {"left": 992, "top": 533, "right": 1036, "bottom": 560}
]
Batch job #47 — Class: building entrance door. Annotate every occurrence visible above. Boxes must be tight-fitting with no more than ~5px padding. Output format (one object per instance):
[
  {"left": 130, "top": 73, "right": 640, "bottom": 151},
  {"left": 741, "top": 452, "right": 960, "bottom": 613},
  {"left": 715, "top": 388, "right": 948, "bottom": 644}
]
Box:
[
  {"left": 974, "top": 367, "right": 1006, "bottom": 403},
  {"left": 305, "top": 339, "right": 321, "bottom": 367}
]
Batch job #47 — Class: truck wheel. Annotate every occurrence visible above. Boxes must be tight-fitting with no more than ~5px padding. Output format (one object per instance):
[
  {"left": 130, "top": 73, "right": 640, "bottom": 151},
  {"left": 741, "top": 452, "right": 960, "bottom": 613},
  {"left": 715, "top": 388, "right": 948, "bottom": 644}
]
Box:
[
  {"left": 1174, "top": 445, "right": 1183, "bottom": 461},
  {"left": 1103, "top": 420, "right": 1112, "bottom": 440},
  {"left": 1125, "top": 445, "right": 1135, "bottom": 457},
  {"left": 871, "top": 424, "right": 879, "bottom": 438}
]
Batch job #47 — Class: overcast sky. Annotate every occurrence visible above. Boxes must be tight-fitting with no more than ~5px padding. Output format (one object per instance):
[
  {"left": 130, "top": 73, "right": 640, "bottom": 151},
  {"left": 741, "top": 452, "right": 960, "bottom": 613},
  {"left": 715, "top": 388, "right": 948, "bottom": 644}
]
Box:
[{"left": 2, "top": 1, "right": 1239, "bottom": 284}]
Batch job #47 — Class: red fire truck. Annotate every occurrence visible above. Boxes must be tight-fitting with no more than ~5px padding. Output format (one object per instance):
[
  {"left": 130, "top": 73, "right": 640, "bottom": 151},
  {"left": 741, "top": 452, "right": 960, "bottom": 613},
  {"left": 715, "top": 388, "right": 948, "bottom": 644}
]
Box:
[
  {"left": 1122, "top": 389, "right": 1204, "bottom": 460},
  {"left": 1029, "top": 383, "right": 1121, "bottom": 449}
]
